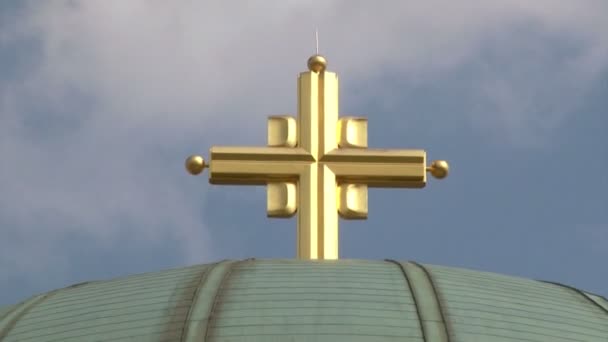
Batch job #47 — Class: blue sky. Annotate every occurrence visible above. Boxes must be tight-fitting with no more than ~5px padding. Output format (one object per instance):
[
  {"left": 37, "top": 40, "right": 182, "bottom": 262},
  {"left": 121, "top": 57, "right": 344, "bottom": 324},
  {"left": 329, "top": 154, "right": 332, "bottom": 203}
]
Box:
[{"left": 0, "top": 1, "right": 606, "bottom": 307}]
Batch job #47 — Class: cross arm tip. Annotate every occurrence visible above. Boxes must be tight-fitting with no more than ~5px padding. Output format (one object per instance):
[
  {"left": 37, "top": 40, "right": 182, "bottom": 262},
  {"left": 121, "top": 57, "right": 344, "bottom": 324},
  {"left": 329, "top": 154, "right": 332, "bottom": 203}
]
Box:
[
  {"left": 185, "top": 155, "right": 208, "bottom": 175},
  {"left": 426, "top": 160, "right": 449, "bottom": 179}
]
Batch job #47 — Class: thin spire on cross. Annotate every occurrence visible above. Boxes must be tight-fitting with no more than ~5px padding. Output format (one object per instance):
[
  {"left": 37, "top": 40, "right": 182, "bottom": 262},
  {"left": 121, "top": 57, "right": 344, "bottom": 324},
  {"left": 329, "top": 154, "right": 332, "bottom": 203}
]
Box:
[{"left": 315, "top": 28, "right": 319, "bottom": 55}]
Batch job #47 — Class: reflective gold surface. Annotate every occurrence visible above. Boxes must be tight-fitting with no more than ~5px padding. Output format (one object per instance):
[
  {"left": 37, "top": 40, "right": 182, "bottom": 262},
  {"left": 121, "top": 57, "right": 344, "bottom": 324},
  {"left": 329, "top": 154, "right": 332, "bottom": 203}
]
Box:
[
  {"left": 338, "top": 184, "right": 368, "bottom": 219},
  {"left": 267, "top": 182, "right": 297, "bottom": 217},
  {"left": 185, "top": 155, "right": 206, "bottom": 175},
  {"left": 268, "top": 116, "right": 297, "bottom": 147},
  {"left": 427, "top": 160, "right": 450, "bottom": 179},
  {"left": 338, "top": 117, "right": 368, "bottom": 148},
  {"left": 186, "top": 55, "right": 449, "bottom": 260},
  {"left": 307, "top": 54, "right": 327, "bottom": 73}
]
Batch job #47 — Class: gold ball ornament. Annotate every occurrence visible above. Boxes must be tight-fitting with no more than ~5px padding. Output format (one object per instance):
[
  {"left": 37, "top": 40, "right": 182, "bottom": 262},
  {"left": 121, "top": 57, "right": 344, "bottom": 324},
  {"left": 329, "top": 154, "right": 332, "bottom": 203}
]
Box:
[
  {"left": 185, "top": 155, "right": 206, "bottom": 175},
  {"left": 427, "top": 160, "right": 449, "bottom": 179},
  {"left": 307, "top": 55, "right": 327, "bottom": 73}
]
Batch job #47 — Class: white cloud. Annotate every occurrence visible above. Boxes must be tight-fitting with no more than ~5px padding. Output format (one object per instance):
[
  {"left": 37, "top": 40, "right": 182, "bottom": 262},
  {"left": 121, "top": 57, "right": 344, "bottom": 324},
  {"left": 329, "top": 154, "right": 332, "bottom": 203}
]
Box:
[{"left": 0, "top": 1, "right": 606, "bottom": 288}]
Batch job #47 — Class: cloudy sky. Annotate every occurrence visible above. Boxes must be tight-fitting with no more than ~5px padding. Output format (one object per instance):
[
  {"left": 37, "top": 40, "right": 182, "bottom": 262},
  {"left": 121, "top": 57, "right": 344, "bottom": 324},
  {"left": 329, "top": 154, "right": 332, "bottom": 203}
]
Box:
[{"left": 1, "top": 1, "right": 606, "bottom": 306}]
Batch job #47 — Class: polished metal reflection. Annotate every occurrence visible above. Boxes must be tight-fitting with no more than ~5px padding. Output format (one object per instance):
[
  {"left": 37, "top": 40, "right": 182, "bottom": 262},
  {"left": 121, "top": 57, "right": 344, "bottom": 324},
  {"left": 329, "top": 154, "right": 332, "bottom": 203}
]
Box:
[{"left": 186, "top": 55, "right": 449, "bottom": 260}]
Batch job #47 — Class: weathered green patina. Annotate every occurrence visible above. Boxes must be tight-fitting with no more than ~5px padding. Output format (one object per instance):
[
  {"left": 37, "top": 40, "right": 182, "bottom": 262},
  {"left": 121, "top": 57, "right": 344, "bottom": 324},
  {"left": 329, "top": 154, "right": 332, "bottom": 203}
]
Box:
[{"left": 1, "top": 260, "right": 606, "bottom": 341}]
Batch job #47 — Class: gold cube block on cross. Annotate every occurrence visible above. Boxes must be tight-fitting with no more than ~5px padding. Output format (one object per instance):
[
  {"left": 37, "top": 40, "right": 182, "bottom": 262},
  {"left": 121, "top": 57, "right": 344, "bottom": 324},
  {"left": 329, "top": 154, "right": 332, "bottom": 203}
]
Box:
[{"left": 185, "top": 55, "right": 449, "bottom": 260}]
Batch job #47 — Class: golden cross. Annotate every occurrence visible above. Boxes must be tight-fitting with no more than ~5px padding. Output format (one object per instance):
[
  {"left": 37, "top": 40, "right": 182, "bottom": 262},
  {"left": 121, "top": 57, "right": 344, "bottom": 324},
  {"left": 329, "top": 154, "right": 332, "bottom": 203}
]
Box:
[{"left": 186, "top": 55, "right": 449, "bottom": 260}]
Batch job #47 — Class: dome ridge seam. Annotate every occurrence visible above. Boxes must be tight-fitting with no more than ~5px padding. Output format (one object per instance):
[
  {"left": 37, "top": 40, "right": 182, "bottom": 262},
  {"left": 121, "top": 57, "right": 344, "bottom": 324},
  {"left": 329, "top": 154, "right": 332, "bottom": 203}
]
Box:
[
  {"left": 539, "top": 280, "right": 608, "bottom": 317},
  {"left": 0, "top": 289, "right": 60, "bottom": 340}
]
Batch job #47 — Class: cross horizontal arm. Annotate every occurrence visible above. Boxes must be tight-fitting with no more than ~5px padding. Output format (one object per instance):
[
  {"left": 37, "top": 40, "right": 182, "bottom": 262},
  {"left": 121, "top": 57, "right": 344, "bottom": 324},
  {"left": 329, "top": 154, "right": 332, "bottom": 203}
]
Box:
[
  {"left": 209, "top": 146, "right": 312, "bottom": 185},
  {"left": 211, "top": 146, "right": 314, "bottom": 162},
  {"left": 323, "top": 148, "right": 427, "bottom": 187}
]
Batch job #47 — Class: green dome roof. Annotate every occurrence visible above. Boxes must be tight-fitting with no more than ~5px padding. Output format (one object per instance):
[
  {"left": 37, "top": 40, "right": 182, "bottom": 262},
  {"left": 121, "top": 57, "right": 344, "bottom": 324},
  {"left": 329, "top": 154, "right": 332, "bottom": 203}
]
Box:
[{"left": 1, "top": 259, "right": 607, "bottom": 341}]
